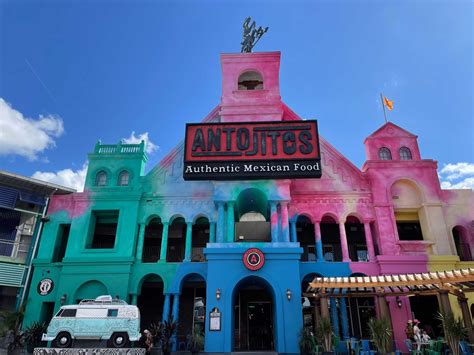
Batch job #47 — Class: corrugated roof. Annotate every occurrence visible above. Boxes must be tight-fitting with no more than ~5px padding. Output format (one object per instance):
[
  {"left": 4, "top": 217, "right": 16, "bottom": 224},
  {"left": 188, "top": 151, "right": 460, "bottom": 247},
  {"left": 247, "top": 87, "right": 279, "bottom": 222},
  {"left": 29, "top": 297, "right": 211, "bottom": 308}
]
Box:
[{"left": 0, "top": 170, "right": 75, "bottom": 196}]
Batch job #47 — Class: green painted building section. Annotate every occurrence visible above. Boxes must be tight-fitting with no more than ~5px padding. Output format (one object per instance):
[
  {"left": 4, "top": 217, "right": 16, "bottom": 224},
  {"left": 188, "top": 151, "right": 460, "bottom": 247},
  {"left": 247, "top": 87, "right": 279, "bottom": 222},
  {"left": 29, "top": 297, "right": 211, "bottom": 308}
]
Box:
[{"left": 23, "top": 139, "right": 204, "bottom": 324}]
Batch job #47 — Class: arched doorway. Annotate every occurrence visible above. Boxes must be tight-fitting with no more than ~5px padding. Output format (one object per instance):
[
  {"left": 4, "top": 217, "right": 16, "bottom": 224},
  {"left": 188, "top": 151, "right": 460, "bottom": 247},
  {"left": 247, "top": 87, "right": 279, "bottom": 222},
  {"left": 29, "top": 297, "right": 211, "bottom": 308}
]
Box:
[
  {"left": 137, "top": 274, "right": 164, "bottom": 330},
  {"left": 74, "top": 280, "right": 108, "bottom": 303},
  {"left": 176, "top": 274, "right": 207, "bottom": 350},
  {"left": 233, "top": 276, "right": 275, "bottom": 351},
  {"left": 235, "top": 188, "right": 270, "bottom": 242},
  {"left": 296, "top": 215, "right": 316, "bottom": 261}
]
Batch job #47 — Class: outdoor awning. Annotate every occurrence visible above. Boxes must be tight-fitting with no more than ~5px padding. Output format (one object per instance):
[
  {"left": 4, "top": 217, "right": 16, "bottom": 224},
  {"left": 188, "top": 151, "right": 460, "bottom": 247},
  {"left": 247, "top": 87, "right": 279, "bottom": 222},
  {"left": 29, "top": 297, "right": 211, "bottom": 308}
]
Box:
[{"left": 305, "top": 268, "right": 474, "bottom": 297}]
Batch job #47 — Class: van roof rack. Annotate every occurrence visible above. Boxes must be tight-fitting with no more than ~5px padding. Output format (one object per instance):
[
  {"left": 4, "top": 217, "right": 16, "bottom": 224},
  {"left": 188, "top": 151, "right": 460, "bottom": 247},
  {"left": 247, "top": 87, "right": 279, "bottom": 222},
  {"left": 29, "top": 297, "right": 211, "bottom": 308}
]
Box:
[{"left": 79, "top": 295, "right": 128, "bottom": 305}]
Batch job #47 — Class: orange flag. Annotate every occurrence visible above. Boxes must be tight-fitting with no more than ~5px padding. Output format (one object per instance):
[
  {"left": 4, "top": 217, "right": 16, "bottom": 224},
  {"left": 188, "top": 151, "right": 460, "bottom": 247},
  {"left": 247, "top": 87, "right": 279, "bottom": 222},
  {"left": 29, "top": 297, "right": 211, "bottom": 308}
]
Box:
[{"left": 383, "top": 96, "right": 394, "bottom": 111}]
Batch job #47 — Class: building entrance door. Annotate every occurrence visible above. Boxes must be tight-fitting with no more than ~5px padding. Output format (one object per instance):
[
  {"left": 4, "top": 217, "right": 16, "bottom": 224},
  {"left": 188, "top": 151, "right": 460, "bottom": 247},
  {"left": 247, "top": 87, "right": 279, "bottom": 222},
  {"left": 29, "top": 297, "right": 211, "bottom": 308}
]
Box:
[
  {"left": 247, "top": 302, "right": 273, "bottom": 350},
  {"left": 233, "top": 277, "right": 274, "bottom": 351}
]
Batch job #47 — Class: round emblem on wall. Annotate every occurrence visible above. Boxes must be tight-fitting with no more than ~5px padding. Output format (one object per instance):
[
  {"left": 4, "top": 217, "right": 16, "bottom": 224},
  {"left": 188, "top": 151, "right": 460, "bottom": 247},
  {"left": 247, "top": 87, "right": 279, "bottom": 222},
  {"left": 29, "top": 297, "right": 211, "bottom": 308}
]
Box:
[
  {"left": 243, "top": 248, "right": 265, "bottom": 271},
  {"left": 37, "top": 278, "right": 54, "bottom": 296}
]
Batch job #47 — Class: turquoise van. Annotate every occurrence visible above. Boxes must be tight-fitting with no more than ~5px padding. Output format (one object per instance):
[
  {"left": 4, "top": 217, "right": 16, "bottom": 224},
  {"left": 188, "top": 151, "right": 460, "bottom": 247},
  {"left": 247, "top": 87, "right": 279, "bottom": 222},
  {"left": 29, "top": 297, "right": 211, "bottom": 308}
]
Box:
[{"left": 42, "top": 295, "right": 141, "bottom": 348}]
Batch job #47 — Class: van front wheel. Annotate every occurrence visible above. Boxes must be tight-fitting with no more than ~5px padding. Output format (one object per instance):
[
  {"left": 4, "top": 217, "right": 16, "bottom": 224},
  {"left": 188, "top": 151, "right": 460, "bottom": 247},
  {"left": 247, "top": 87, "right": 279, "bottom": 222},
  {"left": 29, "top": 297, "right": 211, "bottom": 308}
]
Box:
[
  {"left": 109, "top": 332, "right": 129, "bottom": 348},
  {"left": 53, "top": 332, "right": 73, "bottom": 348}
]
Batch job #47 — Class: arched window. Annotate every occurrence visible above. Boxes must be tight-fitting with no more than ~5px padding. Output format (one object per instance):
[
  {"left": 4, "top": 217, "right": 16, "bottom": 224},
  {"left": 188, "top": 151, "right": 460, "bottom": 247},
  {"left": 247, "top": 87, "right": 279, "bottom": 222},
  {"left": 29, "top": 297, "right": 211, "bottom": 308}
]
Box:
[
  {"left": 378, "top": 147, "right": 392, "bottom": 160},
  {"left": 95, "top": 171, "right": 107, "bottom": 186},
  {"left": 118, "top": 170, "right": 129, "bottom": 186},
  {"left": 399, "top": 147, "right": 412, "bottom": 160},
  {"left": 238, "top": 71, "right": 263, "bottom": 90}
]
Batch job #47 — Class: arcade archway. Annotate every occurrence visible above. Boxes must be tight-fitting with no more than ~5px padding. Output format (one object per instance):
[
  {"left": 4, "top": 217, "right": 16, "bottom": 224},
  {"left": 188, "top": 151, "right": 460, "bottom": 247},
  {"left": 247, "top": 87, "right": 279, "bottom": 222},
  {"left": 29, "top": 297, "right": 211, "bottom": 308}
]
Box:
[{"left": 233, "top": 276, "right": 275, "bottom": 351}]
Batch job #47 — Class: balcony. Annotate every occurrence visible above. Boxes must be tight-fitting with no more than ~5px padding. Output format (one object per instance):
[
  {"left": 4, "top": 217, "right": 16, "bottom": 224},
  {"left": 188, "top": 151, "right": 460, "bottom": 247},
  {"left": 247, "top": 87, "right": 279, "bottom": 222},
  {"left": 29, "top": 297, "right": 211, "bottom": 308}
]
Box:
[
  {"left": 142, "top": 246, "right": 160, "bottom": 263},
  {"left": 0, "top": 238, "right": 31, "bottom": 261}
]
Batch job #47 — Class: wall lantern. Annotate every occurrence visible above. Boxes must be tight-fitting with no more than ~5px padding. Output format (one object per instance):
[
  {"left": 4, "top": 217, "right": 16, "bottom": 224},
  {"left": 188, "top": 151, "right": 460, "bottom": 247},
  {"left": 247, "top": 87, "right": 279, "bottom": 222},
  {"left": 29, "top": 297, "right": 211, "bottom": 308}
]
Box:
[
  {"left": 396, "top": 296, "right": 402, "bottom": 308},
  {"left": 286, "top": 289, "right": 292, "bottom": 301},
  {"left": 216, "top": 288, "right": 221, "bottom": 300},
  {"left": 60, "top": 294, "right": 67, "bottom": 305}
]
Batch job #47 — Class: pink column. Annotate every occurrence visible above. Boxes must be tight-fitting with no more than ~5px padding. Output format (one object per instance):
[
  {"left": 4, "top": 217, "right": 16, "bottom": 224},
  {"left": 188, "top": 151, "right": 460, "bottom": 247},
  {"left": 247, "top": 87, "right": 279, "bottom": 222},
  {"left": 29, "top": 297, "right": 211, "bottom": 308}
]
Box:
[
  {"left": 339, "top": 222, "right": 351, "bottom": 262},
  {"left": 364, "top": 221, "right": 376, "bottom": 261},
  {"left": 314, "top": 221, "right": 324, "bottom": 262},
  {"left": 281, "top": 202, "right": 290, "bottom": 242}
]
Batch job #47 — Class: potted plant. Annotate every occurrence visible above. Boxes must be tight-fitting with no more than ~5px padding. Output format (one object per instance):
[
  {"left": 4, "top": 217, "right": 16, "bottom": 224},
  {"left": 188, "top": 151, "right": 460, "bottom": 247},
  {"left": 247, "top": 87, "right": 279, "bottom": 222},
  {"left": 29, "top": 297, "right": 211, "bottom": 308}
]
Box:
[
  {"left": 299, "top": 327, "right": 317, "bottom": 355},
  {"left": 23, "top": 321, "right": 47, "bottom": 353},
  {"left": 149, "top": 322, "right": 164, "bottom": 353},
  {"left": 437, "top": 312, "right": 465, "bottom": 355},
  {"left": 158, "top": 316, "right": 177, "bottom": 355},
  {"left": 189, "top": 324, "right": 204, "bottom": 354},
  {"left": 368, "top": 317, "right": 393, "bottom": 354},
  {"left": 315, "top": 317, "right": 333, "bottom": 354},
  {"left": 0, "top": 308, "right": 25, "bottom": 354}
]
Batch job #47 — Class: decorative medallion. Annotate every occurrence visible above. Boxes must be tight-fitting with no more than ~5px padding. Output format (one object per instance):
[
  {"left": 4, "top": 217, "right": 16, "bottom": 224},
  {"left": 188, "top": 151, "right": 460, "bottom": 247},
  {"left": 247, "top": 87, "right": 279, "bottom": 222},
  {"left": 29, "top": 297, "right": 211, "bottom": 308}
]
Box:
[
  {"left": 37, "top": 278, "right": 54, "bottom": 296},
  {"left": 243, "top": 248, "right": 265, "bottom": 271}
]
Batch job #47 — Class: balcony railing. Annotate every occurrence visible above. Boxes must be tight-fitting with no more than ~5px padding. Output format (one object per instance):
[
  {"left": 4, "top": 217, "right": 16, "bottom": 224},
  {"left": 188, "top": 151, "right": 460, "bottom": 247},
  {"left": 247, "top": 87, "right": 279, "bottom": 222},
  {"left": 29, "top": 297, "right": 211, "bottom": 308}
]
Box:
[
  {"left": 0, "top": 239, "right": 30, "bottom": 260},
  {"left": 191, "top": 247, "right": 205, "bottom": 262},
  {"left": 142, "top": 246, "right": 160, "bottom": 262}
]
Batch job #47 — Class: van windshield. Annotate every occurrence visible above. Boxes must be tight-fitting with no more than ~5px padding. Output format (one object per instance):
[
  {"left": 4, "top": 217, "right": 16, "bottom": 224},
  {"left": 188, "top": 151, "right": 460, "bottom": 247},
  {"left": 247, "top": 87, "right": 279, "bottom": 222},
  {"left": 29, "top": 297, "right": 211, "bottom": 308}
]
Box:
[{"left": 58, "top": 309, "right": 77, "bottom": 317}]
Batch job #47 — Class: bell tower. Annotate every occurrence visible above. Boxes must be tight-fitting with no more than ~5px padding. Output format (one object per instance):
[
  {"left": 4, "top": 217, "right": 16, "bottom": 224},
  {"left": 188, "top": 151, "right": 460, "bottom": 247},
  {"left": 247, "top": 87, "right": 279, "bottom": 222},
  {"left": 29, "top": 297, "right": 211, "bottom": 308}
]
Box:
[{"left": 219, "top": 52, "right": 283, "bottom": 122}]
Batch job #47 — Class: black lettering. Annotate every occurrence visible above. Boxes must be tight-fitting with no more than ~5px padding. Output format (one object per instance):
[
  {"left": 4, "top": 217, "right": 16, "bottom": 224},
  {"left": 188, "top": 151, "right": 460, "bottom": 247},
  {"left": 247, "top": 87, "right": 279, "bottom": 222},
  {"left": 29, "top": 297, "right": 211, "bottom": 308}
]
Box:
[
  {"left": 246, "top": 131, "right": 259, "bottom": 156},
  {"left": 261, "top": 132, "right": 267, "bottom": 155},
  {"left": 236, "top": 128, "right": 250, "bottom": 150},
  {"left": 299, "top": 131, "right": 313, "bottom": 154},
  {"left": 267, "top": 132, "right": 280, "bottom": 155},
  {"left": 192, "top": 129, "right": 206, "bottom": 151},
  {"left": 207, "top": 128, "right": 221, "bottom": 151},
  {"left": 223, "top": 128, "right": 235, "bottom": 150},
  {"left": 282, "top": 132, "right": 296, "bottom": 155}
]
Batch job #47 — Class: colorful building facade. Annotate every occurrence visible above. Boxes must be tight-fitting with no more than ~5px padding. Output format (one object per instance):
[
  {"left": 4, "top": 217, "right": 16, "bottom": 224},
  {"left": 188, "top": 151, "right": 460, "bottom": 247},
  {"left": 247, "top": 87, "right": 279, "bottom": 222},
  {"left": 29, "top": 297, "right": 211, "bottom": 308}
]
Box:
[{"left": 23, "top": 51, "right": 473, "bottom": 353}]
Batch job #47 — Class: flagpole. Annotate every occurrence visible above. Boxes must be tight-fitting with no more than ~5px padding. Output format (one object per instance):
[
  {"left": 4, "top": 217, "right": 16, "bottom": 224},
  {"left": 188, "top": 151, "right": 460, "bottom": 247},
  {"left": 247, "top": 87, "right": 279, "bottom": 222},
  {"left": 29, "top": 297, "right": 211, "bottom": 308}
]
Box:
[{"left": 380, "top": 93, "right": 388, "bottom": 123}]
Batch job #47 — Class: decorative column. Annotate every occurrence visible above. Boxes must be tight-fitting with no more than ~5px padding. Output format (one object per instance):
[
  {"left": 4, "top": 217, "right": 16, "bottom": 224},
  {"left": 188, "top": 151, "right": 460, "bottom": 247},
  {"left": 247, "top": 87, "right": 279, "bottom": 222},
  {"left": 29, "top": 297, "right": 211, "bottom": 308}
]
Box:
[
  {"left": 209, "top": 222, "right": 216, "bottom": 243},
  {"left": 159, "top": 222, "right": 170, "bottom": 262},
  {"left": 339, "top": 221, "right": 351, "bottom": 262},
  {"left": 339, "top": 297, "right": 349, "bottom": 340},
  {"left": 458, "top": 293, "right": 474, "bottom": 343},
  {"left": 184, "top": 222, "right": 193, "bottom": 262},
  {"left": 136, "top": 223, "right": 146, "bottom": 261},
  {"left": 313, "top": 299, "right": 321, "bottom": 335},
  {"left": 171, "top": 293, "right": 180, "bottom": 351},
  {"left": 162, "top": 293, "right": 171, "bottom": 321},
  {"left": 226, "top": 201, "right": 235, "bottom": 243},
  {"left": 270, "top": 202, "right": 278, "bottom": 242},
  {"left": 216, "top": 202, "right": 225, "bottom": 243},
  {"left": 130, "top": 293, "right": 138, "bottom": 305},
  {"left": 314, "top": 221, "right": 324, "bottom": 262},
  {"left": 330, "top": 298, "right": 340, "bottom": 337},
  {"left": 439, "top": 290, "right": 452, "bottom": 314},
  {"left": 290, "top": 219, "right": 297, "bottom": 243},
  {"left": 280, "top": 202, "right": 290, "bottom": 242},
  {"left": 363, "top": 221, "right": 376, "bottom": 261},
  {"left": 376, "top": 293, "right": 391, "bottom": 322},
  {"left": 320, "top": 294, "right": 330, "bottom": 319}
]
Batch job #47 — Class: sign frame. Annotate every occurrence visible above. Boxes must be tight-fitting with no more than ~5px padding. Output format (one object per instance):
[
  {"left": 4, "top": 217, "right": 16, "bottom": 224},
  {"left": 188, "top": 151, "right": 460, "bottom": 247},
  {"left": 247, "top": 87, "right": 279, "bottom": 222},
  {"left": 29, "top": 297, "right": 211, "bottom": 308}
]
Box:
[
  {"left": 183, "top": 120, "right": 322, "bottom": 181},
  {"left": 37, "top": 278, "right": 54, "bottom": 296},
  {"left": 209, "top": 307, "right": 221, "bottom": 331},
  {"left": 243, "top": 248, "right": 265, "bottom": 271}
]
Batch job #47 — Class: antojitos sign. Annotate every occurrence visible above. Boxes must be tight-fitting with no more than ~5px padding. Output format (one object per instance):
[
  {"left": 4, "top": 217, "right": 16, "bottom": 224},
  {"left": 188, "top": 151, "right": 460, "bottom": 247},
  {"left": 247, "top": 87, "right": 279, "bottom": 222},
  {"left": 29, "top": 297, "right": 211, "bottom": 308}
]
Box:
[{"left": 183, "top": 120, "right": 321, "bottom": 180}]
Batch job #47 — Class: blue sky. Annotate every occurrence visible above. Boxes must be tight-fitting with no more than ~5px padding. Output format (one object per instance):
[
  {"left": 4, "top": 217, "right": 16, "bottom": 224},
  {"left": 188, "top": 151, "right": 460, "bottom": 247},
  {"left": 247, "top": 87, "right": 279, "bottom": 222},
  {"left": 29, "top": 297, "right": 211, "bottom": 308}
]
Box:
[{"left": 0, "top": 0, "right": 472, "bottom": 190}]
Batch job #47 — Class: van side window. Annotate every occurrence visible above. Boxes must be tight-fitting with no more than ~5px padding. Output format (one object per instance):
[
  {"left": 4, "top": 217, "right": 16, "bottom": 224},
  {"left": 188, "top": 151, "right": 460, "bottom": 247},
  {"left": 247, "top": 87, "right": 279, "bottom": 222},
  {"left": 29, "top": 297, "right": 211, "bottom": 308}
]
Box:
[
  {"left": 60, "top": 309, "right": 77, "bottom": 317},
  {"left": 108, "top": 309, "right": 118, "bottom": 317}
]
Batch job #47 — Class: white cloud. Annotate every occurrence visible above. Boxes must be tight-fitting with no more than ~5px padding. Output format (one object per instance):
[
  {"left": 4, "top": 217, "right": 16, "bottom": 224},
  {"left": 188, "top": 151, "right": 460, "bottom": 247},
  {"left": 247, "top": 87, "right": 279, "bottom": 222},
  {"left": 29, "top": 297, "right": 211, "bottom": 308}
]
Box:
[
  {"left": 32, "top": 163, "right": 88, "bottom": 192},
  {"left": 439, "top": 162, "right": 474, "bottom": 190},
  {"left": 439, "top": 162, "right": 474, "bottom": 181},
  {"left": 122, "top": 131, "right": 158, "bottom": 154},
  {"left": 0, "top": 98, "right": 64, "bottom": 160}
]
